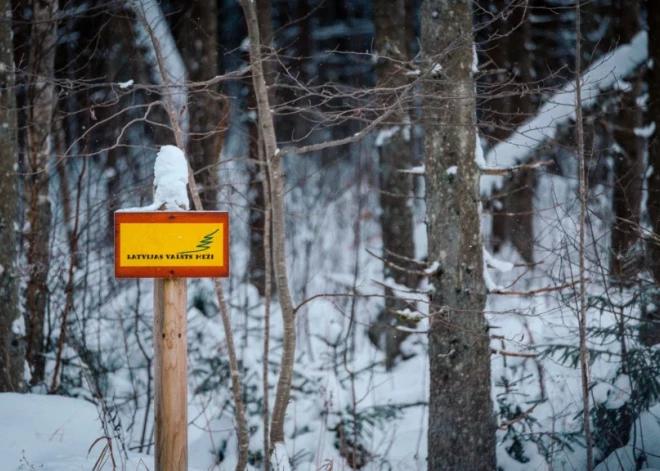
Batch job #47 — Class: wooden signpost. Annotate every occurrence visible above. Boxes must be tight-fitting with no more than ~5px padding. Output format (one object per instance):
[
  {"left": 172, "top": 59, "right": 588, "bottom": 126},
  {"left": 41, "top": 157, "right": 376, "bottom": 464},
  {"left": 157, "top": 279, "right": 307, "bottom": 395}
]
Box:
[{"left": 115, "top": 210, "right": 229, "bottom": 470}]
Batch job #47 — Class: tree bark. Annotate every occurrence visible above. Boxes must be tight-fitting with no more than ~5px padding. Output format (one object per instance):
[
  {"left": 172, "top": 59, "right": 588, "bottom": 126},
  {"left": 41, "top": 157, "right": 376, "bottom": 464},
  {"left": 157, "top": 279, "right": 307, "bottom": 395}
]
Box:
[
  {"left": 423, "top": 0, "right": 496, "bottom": 469},
  {"left": 24, "top": 0, "right": 58, "bottom": 386},
  {"left": 240, "top": 0, "right": 297, "bottom": 454},
  {"left": 610, "top": 0, "right": 642, "bottom": 278},
  {"left": 644, "top": 0, "right": 660, "bottom": 345},
  {"left": 0, "top": 0, "right": 24, "bottom": 393},
  {"left": 486, "top": 1, "right": 536, "bottom": 263},
  {"left": 247, "top": 0, "right": 274, "bottom": 297},
  {"left": 370, "top": 0, "right": 417, "bottom": 369}
]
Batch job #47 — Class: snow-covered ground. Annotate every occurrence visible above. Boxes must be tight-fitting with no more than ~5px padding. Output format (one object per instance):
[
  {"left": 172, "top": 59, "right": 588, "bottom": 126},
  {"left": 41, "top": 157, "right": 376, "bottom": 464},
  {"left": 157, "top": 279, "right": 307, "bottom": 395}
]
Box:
[{"left": 0, "top": 393, "right": 162, "bottom": 471}]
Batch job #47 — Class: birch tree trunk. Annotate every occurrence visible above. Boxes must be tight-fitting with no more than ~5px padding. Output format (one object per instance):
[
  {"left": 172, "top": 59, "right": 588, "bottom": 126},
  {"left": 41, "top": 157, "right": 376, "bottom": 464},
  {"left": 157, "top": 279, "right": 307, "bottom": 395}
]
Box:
[
  {"left": 0, "top": 0, "right": 24, "bottom": 393},
  {"left": 423, "top": 0, "right": 496, "bottom": 468},
  {"left": 25, "top": 0, "right": 58, "bottom": 386}
]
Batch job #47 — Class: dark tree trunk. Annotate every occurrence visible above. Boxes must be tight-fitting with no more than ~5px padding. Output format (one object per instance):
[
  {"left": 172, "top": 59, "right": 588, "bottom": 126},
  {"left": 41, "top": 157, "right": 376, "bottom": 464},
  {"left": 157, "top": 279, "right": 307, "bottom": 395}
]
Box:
[
  {"left": 610, "top": 0, "right": 643, "bottom": 278},
  {"left": 644, "top": 0, "right": 660, "bottom": 345},
  {"left": 423, "top": 0, "right": 496, "bottom": 469},
  {"left": 485, "top": 0, "right": 536, "bottom": 263},
  {"left": 24, "top": 0, "right": 57, "bottom": 386},
  {"left": 0, "top": 0, "right": 25, "bottom": 393},
  {"left": 368, "top": 0, "right": 417, "bottom": 369}
]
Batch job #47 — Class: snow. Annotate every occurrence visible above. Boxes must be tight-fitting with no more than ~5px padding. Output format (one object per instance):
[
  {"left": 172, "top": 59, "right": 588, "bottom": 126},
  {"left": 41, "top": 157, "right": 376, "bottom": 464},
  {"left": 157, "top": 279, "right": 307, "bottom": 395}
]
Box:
[
  {"left": 375, "top": 126, "right": 400, "bottom": 147},
  {"left": 118, "top": 79, "right": 134, "bottom": 89},
  {"left": 405, "top": 164, "right": 425, "bottom": 174},
  {"left": 595, "top": 403, "right": 660, "bottom": 470},
  {"left": 271, "top": 443, "right": 292, "bottom": 471},
  {"left": 483, "top": 248, "right": 514, "bottom": 273},
  {"left": 0, "top": 393, "right": 175, "bottom": 471},
  {"left": 475, "top": 134, "right": 487, "bottom": 168},
  {"left": 118, "top": 145, "right": 189, "bottom": 211},
  {"left": 425, "top": 260, "right": 440, "bottom": 275},
  {"left": 482, "top": 31, "right": 648, "bottom": 197},
  {"left": 132, "top": 0, "right": 188, "bottom": 135},
  {"left": 446, "top": 165, "right": 458, "bottom": 175},
  {"left": 634, "top": 121, "right": 656, "bottom": 137},
  {"left": 11, "top": 315, "right": 24, "bottom": 335}
]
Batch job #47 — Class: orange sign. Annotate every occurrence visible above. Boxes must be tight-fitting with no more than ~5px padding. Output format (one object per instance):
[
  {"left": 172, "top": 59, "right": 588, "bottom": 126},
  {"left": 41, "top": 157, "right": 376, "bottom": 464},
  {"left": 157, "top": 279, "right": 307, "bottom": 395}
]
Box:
[{"left": 115, "top": 212, "right": 229, "bottom": 278}]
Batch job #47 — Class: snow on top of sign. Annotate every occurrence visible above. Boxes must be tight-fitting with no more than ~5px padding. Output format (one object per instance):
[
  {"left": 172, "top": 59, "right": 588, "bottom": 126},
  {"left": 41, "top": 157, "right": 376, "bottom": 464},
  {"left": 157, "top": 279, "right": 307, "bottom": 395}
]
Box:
[
  {"left": 153, "top": 145, "right": 189, "bottom": 210},
  {"left": 117, "top": 145, "right": 189, "bottom": 212}
]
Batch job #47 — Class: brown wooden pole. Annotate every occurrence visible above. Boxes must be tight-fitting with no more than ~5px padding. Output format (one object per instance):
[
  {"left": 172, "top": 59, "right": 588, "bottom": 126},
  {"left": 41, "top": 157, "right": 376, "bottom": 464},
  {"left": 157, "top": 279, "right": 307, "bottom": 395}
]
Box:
[{"left": 154, "top": 277, "right": 188, "bottom": 470}]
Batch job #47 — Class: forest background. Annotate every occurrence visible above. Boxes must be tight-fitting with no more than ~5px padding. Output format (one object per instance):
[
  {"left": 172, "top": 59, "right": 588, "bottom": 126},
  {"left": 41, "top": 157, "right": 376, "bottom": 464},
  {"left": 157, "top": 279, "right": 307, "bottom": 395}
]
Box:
[{"left": 1, "top": 0, "right": 660, "bottom": 470}]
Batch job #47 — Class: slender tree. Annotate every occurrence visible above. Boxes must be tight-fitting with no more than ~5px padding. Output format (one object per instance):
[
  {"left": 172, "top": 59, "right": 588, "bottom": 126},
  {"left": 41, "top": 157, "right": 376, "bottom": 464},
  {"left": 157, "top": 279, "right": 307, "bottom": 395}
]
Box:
[
  {"left": 423, "top": 0, "right": 496, "bottom": 468},
  {"left": 0, "top": 0, "right": 24, "bottom": 393},
  {"left": 24, "top": 0, "right": 58, "bottom": 386}
]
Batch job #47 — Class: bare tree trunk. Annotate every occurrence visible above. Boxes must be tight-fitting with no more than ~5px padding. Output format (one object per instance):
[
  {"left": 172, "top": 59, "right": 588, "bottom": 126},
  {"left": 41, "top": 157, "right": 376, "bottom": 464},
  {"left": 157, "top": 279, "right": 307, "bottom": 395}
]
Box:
[
  {"left": 0, "top": 0, "right": 25, "bottom": 393},
  {"left": 645, "top": 0, "right": 660, "bottom": 347},
  {"left": 610, "top": 0, "right": 642, "bottom": 279},
  {"left": 423, "top": 1, "right": 496, "bottom": 469},
  {"left": 171, "top": 0, "right": 226, "bottom": 210},
  {"left": 240, "top": 0, "right": 297, "bottom": 455},
  {"left": 368, "top": 0, "right": 418, "bottom": 369},
  {"left": 487, "top": 0, "right": 536, "bottom": 263},
  {"left": 24, "top": 0, "right": 58, "bottom": 386},
  {"left": 247, "top": 0, "right": 274, "bottom": 297},
  {"left": 575, "top": 3, "right": 594, "bottom": 468}
]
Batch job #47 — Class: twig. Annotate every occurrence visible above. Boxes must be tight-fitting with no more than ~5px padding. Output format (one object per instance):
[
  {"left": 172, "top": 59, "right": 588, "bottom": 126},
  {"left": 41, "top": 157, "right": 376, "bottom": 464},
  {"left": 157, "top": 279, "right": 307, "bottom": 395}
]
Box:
[
  {"left": 488, "top": 279, "right": 586, "bottom": 296},
  {"left": 498, "top": 403, "right": 539, "bottom": 430}
]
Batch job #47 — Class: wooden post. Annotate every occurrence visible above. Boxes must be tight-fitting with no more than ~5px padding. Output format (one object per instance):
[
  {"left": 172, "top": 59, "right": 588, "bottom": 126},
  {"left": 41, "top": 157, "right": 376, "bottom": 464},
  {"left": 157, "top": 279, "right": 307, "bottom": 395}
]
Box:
[{"left": 154, "top": 277, "right": 188, "bottom": 470}]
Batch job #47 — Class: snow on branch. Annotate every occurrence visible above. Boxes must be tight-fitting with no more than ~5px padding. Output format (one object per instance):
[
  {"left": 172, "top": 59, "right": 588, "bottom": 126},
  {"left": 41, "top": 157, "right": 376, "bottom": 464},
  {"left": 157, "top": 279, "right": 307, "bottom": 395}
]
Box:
[{"left": 481, "top": 31, "right": 648, "bottom": 198}]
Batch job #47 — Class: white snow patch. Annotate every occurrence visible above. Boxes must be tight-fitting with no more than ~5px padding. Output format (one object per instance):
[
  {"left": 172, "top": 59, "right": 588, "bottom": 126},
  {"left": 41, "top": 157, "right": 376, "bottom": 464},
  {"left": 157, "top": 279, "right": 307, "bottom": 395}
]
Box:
[
  {"left": 0, "top": 393, "right": 181, "bottom": 471},
  {"left": 271, "top": 443, "right": 292, "bottom": 471},
  {"left": 483, "top": 248, "right": 514, "bottom": 273},
  {"left": 475, "top": 134, "right": 487, "bottom": 168},
  {"left": 425, "top": 261, "right": 440, "bottom": 275},
  {"left": 446, "top": 165, "right": 458, "bottom": 175},
  {"left": 406, "top": 165, "right": 425, "bottom": 175},
  {"left": 11, "top": 314, "right": 24, "bottom": 335},
  {"left": 472, "top": 43, "right": 479, "bottom": 74},
  {"left": 634, "top": 121, "right": 655, "bottom": 137},
  {"left": 118, "top": 79, "right": 134, "bottom": 89},
  {"left": 375, "top": 126, "right": 400, "bottom": 147}
]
